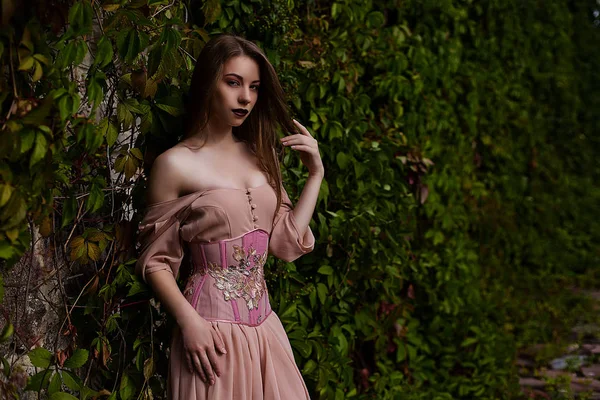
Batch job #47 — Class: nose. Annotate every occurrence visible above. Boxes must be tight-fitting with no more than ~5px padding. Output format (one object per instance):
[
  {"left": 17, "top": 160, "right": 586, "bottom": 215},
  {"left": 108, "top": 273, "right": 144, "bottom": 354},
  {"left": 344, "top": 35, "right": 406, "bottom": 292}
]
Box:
[{"left": 238, "top": 86, "right": 251, "bottom": 105}]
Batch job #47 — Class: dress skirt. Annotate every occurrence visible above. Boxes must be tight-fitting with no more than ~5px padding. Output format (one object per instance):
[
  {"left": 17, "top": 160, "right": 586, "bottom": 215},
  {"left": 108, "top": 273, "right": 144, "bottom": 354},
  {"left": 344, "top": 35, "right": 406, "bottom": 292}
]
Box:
[{"left": 167, "top": 312, "right": 311, "bottom": 399}]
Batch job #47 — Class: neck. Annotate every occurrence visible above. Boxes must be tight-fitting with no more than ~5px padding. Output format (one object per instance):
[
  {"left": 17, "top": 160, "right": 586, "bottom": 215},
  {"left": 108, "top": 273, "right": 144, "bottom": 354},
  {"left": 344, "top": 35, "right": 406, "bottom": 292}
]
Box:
[{"left": 189, "top": 117, "right": 240, "bottom": 149}]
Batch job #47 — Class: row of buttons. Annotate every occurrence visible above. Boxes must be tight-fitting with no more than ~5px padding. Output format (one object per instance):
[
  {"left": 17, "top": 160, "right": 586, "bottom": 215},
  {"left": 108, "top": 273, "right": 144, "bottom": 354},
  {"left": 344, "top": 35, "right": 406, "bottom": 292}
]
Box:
[{"left": 246, "top": 189, "right": 259, "bottom": 229}]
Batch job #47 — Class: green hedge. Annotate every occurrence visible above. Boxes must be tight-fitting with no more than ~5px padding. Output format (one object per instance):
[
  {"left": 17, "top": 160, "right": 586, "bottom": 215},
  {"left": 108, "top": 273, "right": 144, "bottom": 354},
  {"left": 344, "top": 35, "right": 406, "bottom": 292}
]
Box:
[{"left": 0, "top": 0, "right": 598, "bottom": 398}]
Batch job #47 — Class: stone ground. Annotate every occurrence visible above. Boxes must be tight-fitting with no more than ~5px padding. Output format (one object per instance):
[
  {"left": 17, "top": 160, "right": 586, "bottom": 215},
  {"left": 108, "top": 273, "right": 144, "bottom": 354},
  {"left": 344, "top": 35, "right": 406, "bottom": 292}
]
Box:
[{"left": 518, "top": 289, "right": 600, "bottom": 399}]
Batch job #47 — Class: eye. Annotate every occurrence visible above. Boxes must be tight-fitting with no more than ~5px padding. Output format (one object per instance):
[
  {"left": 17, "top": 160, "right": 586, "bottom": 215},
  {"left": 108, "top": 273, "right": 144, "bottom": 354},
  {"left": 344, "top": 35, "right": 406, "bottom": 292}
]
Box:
[
  {"left": 227, "top": 80, "right": 240, "bottom": 86},
  {"left": 250, "top": 85, "right": 260, "bottom": 91}
]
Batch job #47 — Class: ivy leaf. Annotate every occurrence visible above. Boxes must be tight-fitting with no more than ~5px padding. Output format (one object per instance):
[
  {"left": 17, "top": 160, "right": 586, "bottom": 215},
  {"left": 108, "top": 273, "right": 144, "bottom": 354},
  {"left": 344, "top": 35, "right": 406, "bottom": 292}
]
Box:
[
  {"left": 0, "top": 193, "right": 27, "bottom": 230},
  {"left": 87, "top": 71, "right": 106, "bottom": 111},
  {"left": 280, "top": 303, "right": 297, "bottom": 319},
  {"left": 56, "top": 40, "right": 87, "bottom": 69},
  {"left": 202, "top": 0, "right": 222, "bottom": 24},
  {"left": 63, "top": 348, "right": 88, "bottom": 369},
  {"left": 29, "top": 132, "right": 48, "bottom": 168},
  {"left": 93, "top": 36, "right": 113, "bottom": 68},
  {"left": 97, "top": 118, "right": 118, "bottom": 147},
  {"left": 0, "top": 241, "right": 15, "bottom": 260},
  {"left": 317, "top": 265, "right": 334, "bottom": 275},
  {"left": 127, "top": 280, "right": 148, "bottom": 296},
  {"left": 156, "top": 103, "right": 183, "bottom": 117},
  {"left": 70, "top": 236, "right": 86, "bottom": 261},
  {"left": 20, "top": 129, "right": 35, "bottom": 154},
  {"left": 116, "top": 28, "right": 149, "bottom": 65},
  {"left": 0, "top": 185, "right": 14, "bottom": 207},
  {"left": 18, "top": 56, "right": 35, "bottom": 71},
  {"left": 87, "top": 241, "right": 101, "bottom": 261},
  {"left": 25, "top": 369, "right": 52, "bottom": 391},
  {"left": 48, "top": 371, "right": 62, "bottom": 395},
  {"left": 28, "top": 347, "right": 53, "bottom": 368},
  {"left": 83, "top": 119, "right": 104, "bottom": 152},
  {"left": 68, "top": 1, "right": 93, "bottom": 36},
  {"left": 61, "top": 370, "right": 81, "bottom": 391},
  {"left": 143, "top": 357, "right": 155, "bottom": 380},
  {"left": 129, "top": 147, "right": 143, "bottom": 161},
  {"left": 336, "top": 152, "right": 350, "bottom": 169},
  {"left": 61, "top": 195, "right": 78, "bottom": 229},
  {"left": 32, "top": 59, "right": 43, "bottom": 82},
  {"left": 49, "top": 393, "right": 78, "bottom": 400},
  {"left": 117, "top": 102, "right": 134, "bottom": 130},
  {"left": 302, "top": 359, "right": 317, "bottom": 375},
  {"left": 317, "top": 283, "right": 328, "bottom": 304},
  {"left": 114, "top": 149, "right": 142, "bottom": 180},
  {"left": 159, "top": 27, "right": 182, "bottom": 52},
  {"left": 86, "top": 182, "right": 104, "bottom": 213},
  {"left": 119, "top": 373, "right": 135, "bottom": 400}
]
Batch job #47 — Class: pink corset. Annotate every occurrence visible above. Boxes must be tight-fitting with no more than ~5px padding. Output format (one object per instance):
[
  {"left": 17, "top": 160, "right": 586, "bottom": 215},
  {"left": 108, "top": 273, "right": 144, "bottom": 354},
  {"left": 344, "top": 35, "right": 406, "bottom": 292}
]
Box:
[{"left": 182, "top": 229, "right": 272, "bottom": 326}]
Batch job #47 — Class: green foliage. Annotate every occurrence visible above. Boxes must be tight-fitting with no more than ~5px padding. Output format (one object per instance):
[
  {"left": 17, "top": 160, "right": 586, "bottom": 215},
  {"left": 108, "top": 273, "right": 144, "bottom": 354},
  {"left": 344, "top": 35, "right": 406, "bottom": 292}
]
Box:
[{"left": 0, "top": 0, "right": 598, "bottom": 399}]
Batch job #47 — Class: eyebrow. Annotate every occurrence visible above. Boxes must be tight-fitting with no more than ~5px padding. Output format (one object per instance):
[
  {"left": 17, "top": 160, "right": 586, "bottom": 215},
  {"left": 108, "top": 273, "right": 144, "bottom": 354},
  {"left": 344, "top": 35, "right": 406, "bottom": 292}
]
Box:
[{"left": 224, "top": 73, "right": 260, "bottom": 83}]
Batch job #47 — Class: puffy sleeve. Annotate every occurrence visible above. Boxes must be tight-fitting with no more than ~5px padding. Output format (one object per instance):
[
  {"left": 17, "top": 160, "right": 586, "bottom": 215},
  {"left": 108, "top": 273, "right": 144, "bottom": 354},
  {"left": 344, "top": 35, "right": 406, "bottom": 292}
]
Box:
[
  {"left": 135, "top": 202, "right": 187, "bottom": 284},
  {"left": 268, "top": 185, "right": 315, "bottom": 262}
]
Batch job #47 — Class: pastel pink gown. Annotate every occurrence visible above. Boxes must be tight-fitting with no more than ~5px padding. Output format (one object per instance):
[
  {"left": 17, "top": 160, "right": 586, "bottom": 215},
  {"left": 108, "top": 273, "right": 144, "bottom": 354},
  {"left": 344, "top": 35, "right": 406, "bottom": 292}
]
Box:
[{"left": 135, "top": 182, "right": 314, "bottom": 399}]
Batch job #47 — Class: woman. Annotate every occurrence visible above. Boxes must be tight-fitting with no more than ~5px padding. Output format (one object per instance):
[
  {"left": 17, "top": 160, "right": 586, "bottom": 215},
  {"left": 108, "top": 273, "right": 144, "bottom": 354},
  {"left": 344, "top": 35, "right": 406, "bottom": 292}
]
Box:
[{"left": 135, "top": 34, "right": 323, "bottom": 399}]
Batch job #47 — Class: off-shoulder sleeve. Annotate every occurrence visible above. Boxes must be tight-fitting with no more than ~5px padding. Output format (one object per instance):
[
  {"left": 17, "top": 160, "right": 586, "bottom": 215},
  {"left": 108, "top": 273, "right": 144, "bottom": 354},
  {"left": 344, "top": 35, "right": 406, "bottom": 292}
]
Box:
[
  {"left": 135, "top": 203, "right": 187, "bottom": 284},
  {"left": 268, "top": 185, "right": 315, "bottom": 262}
]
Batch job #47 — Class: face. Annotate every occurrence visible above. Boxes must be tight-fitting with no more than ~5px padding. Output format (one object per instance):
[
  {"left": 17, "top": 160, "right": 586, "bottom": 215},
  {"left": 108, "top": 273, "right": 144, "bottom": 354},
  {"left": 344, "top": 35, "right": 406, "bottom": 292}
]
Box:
[{"left": 210, "top": 55, "right": 260, "bottom": 128}]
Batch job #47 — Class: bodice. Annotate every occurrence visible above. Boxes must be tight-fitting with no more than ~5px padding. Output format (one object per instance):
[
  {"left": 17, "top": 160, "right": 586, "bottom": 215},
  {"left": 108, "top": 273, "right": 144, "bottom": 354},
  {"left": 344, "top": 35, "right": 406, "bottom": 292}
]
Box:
[{"left": 182, "top": 229, "right": 272, "bottom": 326}]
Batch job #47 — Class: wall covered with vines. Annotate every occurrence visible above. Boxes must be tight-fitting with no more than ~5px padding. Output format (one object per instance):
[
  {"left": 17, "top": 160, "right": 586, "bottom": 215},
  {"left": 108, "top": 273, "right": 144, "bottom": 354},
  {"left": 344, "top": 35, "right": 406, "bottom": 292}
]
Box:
[{"left": 0, "top": 0, "right": 598, "bottom": 398}]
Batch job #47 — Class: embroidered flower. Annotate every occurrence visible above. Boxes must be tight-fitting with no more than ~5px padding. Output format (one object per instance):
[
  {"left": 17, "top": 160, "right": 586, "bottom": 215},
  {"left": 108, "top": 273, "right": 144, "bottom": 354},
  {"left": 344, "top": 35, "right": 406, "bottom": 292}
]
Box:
[{"left": 204, "top": 245, "right": 268, "bottom": 310}]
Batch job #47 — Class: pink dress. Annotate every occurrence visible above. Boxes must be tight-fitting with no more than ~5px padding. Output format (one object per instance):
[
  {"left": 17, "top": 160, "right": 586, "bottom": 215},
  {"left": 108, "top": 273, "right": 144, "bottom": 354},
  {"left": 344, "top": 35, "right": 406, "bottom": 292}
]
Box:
[{"left": 135, "top": 182, "right": 314, "bottom": 399}]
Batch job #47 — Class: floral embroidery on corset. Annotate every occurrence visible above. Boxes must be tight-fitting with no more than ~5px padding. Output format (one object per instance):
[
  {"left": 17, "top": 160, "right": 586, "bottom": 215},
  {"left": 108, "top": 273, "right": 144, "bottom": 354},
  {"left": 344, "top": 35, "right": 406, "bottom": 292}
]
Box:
[{"left": 204, "top": 245, "right": 268, "bottom": 310}]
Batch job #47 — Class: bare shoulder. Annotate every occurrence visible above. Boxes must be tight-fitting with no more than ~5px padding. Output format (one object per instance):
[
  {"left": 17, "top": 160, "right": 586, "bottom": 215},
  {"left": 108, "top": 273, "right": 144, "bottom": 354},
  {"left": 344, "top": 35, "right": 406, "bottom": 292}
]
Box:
[{"left": 146, "top": 146, "right": 190, "bottom": 205}]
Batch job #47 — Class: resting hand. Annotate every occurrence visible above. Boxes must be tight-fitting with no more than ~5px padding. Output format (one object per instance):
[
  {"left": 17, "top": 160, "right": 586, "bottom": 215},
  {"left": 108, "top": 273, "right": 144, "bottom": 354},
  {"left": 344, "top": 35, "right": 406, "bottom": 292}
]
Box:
[
  {"left": 280, "top": 119, "right": 325, "bottom": 179},
  {"left": 179, "top": 314, "right": 227, "bottom": 385}
]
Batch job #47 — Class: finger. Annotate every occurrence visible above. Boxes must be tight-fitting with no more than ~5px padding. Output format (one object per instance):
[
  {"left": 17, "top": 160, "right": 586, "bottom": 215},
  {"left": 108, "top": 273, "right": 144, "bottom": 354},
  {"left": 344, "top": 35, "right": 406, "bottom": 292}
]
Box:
[
  {"left": 192, "top": 353, "right": 206, "bottom": 382},
  {"left": 199, "top": 352, "right": 215, "bottom": 384},
  {"left": 281, "top": 137, "right": 312, "bottom": 146},
  {"left": 293, "top": 119, "right": 313, "bottom": 137},
  {"left": 207, "top": 348, "right": 221, "bottom": 377},
  {"left": 288, "top": 144, "right": 315, "bottom": 153},
  {"left": 280, "top": 133, "right": 302, "bottom": 142},
  {"left": 185, "top": 353, "right": 194, "bottom": 374},
  {"left": 211, "top": 328, "right": 227, "bottom": 355}
]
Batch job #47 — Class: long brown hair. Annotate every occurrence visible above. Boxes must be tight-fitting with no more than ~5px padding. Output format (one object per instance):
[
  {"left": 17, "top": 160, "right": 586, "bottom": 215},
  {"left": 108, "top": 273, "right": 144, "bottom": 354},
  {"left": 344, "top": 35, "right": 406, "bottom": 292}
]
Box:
[{"left": 181, "top": 34, "right": 296, "bottom": 216}]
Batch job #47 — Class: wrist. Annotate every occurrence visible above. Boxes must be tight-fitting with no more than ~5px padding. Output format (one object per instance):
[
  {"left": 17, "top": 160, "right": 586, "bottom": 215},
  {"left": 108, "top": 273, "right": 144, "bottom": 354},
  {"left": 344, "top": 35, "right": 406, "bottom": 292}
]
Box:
[
  {"left": 308, "top": 169, "right": 325, "bottom": 180},
  {"left": 175, "top": 305, "right": 201, "bottom": 327}
]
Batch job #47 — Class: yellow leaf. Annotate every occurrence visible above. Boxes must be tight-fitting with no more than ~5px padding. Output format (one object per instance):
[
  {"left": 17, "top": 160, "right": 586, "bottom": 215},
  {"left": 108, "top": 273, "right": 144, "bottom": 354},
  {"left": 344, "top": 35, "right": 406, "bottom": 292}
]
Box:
[
  {"left": 6, "top": 229, "right": 19, "bottom": 242},
  {"left": 87, "top": 242, "right": 101, "bottom": 261},
  {"left": 114, "top": 154, "right": 126, "bottom": 173},
  {"left": 33, "top": 54, "right": 50, "bottom": 65},
  {"left": 32, "top": 61, "right": 43, "bottom": 82},
  {"left": 87, "top": 230, "right": 106, "bottom": 242},
  {"left": 39, "top": 215, "right": 53, "bottom": 237},
  {"left": 0, "top": 185, "right": 14, "bottom": 207},
  {"left": 18, "top": 56, "right": 34, "bottom": 71},
  {"left": 102, "top": 3, "right": 120, "bottom": 11},
  {"left": 129, "top": 148, "right": 143, "bottom": 161},
  {"left": 143, "top": 357, "right": 155, "bottom": 380},
  {"left": 70, "top": 236, "right": 86, "bottom": 261},
  {"left": 124, "top": 157, "right": 138, "bottom": 180},
  {"left": 144, "top": 77, "right": 158, "bottom": 98}
]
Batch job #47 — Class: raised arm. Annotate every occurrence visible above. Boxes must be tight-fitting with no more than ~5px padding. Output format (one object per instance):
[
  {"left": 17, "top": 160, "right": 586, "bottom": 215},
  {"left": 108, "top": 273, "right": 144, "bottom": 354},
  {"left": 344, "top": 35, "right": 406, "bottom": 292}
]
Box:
[{"left": 270, "top": 119, "right": 324, "bottom": 260}]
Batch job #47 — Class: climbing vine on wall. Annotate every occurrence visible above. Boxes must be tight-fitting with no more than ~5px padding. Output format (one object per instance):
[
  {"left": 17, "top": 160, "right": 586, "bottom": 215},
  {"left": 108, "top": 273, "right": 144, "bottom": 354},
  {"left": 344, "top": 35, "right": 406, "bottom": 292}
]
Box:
[{"left": 0, "top": 0, "right": 599, "bottom": 399}]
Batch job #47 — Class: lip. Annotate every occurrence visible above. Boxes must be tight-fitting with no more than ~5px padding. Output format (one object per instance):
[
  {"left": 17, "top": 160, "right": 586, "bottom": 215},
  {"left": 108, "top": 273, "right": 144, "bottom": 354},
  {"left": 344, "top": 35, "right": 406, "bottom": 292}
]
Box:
[{"left": 232, "top": 109, "right": 248, "bottom": 117}]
